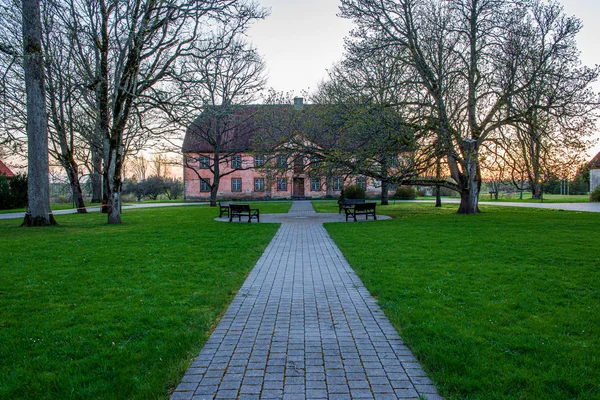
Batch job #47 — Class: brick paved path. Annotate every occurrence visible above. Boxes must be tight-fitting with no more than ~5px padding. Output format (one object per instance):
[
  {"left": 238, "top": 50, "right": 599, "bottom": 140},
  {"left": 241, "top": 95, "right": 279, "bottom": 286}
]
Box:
[{"left": 171, "top": 201, "right": 442, "bottom": 400}]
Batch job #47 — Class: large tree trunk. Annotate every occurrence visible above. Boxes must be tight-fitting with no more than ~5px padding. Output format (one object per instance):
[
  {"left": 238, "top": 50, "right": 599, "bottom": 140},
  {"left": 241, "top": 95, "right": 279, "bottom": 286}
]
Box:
[
  {"left": 456, "top": 139, "right": 481, "bottom": 214},
  {"left": 380, "top": 180, "right": 389, "bottom": 205},
  {"left": 209, "top": 184, "right": 218, "bottom": 207},
  {"left": 531, "top": 179, "right": 543, "bottom": 200},
  {"left": 210, "top": 151, "right": 221, "bottom": 207},
  {"left": 91, "top": 144, "right": 103, "bottom": 203},
  {"left": 105, "top": 147, "right": 122, "bottom": 224},
  {"left": 21, "top": 0, "right": 56, "bottom": 226},
  {"left": 435, "top": 159, "right": 442, "bottom": 207},
  {"left": 98, "top": 2, "right": 111, "bottom": 216},
  {"left": 65, "top": 160, "right": 87, "bottom": 213},
  {"left": 380, "top": 161, "right": 389, "bottom": 205},
  {"left": 457, "top": 188, "right": 479, "bottom": 214}
]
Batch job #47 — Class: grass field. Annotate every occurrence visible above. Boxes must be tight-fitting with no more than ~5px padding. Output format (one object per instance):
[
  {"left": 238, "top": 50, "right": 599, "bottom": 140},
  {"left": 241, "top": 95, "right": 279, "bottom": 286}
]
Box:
[
  {"left": 0, "top": 203, "right": 288, "bottom": 399},
  {"left": 314, "top": 201, "right": 600, "bottom": 399},
  {"left": 478, "top": 193, "right": 591, "bottom": 203}
]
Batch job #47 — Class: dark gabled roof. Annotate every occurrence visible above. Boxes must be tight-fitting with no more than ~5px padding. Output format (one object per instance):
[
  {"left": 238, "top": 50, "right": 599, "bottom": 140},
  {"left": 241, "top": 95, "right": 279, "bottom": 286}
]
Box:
[
  {"left": 181, "top": 101, "right": 412, "bottom": 156},
  {"left": 0, "top": 160, "right": 15, "bottom": 178},
  {"left": 183, "top": 105, "right": 261, "bottom": 153},
  {"left": 182, "top": 103, "right": 336, "bottom": 154},
  {"left": 589, "top": 151, "right": 600, "bottom": 169}
]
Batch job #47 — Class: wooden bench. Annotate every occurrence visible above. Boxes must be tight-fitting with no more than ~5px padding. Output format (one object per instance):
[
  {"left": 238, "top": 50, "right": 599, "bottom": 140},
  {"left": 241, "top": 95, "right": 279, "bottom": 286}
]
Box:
[
  {"left": 345, "top": 202, "right": 377, "bottom": 222},
  {"left": 338, "top": 198, "right": 365, "bottom": 213},
  {"left": 218, "top": 202, "right": 230, "bottom": 218},
  {"left": 229, "top": 203, "right": 260, "bottom": 223}
]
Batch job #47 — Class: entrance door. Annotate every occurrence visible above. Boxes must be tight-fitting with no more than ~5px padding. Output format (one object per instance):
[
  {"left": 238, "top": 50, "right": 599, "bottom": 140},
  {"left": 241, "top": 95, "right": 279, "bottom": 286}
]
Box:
[{"left": 293, "top": 178, "right": 305, "bottom": 198}]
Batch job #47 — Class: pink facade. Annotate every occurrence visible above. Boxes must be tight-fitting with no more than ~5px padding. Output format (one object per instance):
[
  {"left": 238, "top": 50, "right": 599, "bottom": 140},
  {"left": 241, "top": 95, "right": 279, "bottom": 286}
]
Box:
[
  {"left": 182, "top": 100, "right": 389, "bottom": 201},
  {"left": 183, "top": 153, "right": 380, "bottom": 201}
]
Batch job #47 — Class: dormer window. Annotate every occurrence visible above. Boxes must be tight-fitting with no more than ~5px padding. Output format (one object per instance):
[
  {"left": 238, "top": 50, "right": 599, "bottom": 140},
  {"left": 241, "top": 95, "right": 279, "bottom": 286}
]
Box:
[
  {"left": 277, "top": 155, "right": 287, "bottom": 168},
  {"left": 199, "top": 155, "right": 210, "bottom": 169},
  {"left": 254, "top": 155, "right": 265, "bottom": 167},
  {"left": 231, "top": 155, "right": 242, "bottom": 169}
]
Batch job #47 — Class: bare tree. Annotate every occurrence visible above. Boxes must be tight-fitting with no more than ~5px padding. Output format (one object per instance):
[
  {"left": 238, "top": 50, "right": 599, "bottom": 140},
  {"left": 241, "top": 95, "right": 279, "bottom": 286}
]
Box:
[
  {"left": 150, "top": 153, "right": 170, "bottom": 178},
  {"left": 505, "top": 2, "right": 599, "bottom": 199},
  {"left": 21, "top": 0, "right": 55, "bottom": 225},
  {"left": 172, "top": 36, "right": 267, "bottom": 206},
  {"left": 129, "top": 154, "right": 148, "bottom": 181},
  {"left": 339, "top": 0, "right": 598, "bottom": 213},
  {"left": 0, "top": 1, "right": 27, "bottom": 159},
  {"left": 312, "top": 48, "right": 417, "bottom": 205},
  {"left": 59, "top": 0, "right": 267, "bottom": 223},
  {"left": 42, "top": 1, "right": 89, "bottom": 213}
]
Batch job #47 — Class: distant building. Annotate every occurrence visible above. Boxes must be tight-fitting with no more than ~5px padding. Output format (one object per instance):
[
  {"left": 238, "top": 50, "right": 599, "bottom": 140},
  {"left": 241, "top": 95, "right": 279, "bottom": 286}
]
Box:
[
  {"left": 589, "top": 151, "right": 600, "bottom": 192},
  {"left": 182, "top": 98, "right": 389, "bottom": 201},
  {"left": 0, "top": 160, "right": 15, "bottom": 180}
]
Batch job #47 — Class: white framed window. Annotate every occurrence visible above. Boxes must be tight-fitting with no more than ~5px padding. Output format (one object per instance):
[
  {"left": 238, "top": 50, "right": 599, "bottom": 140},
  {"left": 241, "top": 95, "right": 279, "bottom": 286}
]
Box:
[
  {"left": 333, "top": 177, "right": 343, "bottom": 191},
  {"left": 254, "top": 178, "right": 265, "bottom": 192},
  {"left": 200, "top": 179, "right": 210, "bottom": 192},
  {"left": 277, "top": 178, "right": 287, "bottom": 191},
  {"left": 310, "top": 177, "right": 321, "bottom": 192},
  {"left": 231, "top": 178, "right": 242, "bottom": 192},
  {"left": 356, "top": 177, "right": 367, "bottom": 190}
]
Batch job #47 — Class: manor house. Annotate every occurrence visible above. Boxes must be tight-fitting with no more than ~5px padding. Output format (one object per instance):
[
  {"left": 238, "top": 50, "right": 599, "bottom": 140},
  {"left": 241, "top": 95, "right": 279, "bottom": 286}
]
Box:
[{"left": 182, "top": 98, "right": 386, "bottom": 201}]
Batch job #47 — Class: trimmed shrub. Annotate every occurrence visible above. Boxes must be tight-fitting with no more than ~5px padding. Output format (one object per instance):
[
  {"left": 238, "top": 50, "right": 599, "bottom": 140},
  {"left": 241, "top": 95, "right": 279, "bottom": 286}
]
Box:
[
  {"left": 591, "top": 186, "right": 600, "bottom": 202},
  {"left": 0, "top": 175, "right": 10, "bottom": 209},
  {"left": 9, "top": 173, "right": 28, "bottom": 208},
  {"left": 0, "top": 173, "right": 28, "bottom": 209},
  {"left": 341, "top": 185, "right": 366, "bottom": 200},
  {"left": 392, "top": 186, "right": 417, "bottom": 200}
]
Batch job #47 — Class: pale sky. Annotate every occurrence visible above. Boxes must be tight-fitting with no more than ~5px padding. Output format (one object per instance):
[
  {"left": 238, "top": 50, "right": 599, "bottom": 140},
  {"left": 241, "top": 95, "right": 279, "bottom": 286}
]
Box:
[{"left": 247, "top": 0, "right": 600, "bottom": 158}]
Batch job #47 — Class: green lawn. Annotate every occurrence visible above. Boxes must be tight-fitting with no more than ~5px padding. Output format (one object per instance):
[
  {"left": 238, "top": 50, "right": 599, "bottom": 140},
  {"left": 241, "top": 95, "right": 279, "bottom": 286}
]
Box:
[
  {"left": 0, "top": 203, "right": 288, "bottom": 399},
  {"left": 479, "top": 193, "right": 591, "bottom": 203},
  {"left": 319, "top": 202, "right": 599, "bottom": 399},
  {"left": 0, "top": 202, "right": 104, "bottom": 214}
]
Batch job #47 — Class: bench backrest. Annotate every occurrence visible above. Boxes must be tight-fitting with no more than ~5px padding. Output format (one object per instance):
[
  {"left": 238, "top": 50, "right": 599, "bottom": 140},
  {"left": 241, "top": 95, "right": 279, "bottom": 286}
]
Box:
[
  {"left": 343, "top": 198, "right": 365, "bottom": 206},
  {"left": 354, "top": 202, "right": 376, "bottom": 211},
  {"left": 230, "top": 204, "right": 250, "bottom": 212}
]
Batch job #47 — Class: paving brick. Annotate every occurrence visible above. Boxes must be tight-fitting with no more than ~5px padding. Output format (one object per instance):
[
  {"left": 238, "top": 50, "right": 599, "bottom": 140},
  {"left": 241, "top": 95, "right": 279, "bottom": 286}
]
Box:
[
  {"left": 283, "top": 384, "right": 305, "bottom": 394},
  {"left": 394, "top": 388, "right": 420, "bottom": 398},
  {"left": 239, "top": 384, "right": 261, "bottom": 394},
  {"left": 194, "top": 385, "right": 218, "bottom": 395},
  {"left": 170, "top": 202, "right": 441, "bottom": 400},
  {"left": 181, "top": 374, "right": 203, "bottom": 383},
  {"left": 305, "top": 389, "right": 328, "bottom": 399},
  {"left": 351, "top": 389, "right": 376, "bottom": 399},
  {"left": 327, "top": 384, "right": 350, "bottom": 394},
  {"left": 191, "top": 395, "right": 215, "bottom": 400},
  {"left": 261, "top": 389, "right": 283, "bottom": 399},
  {"left": 170, "top": 391, "right": 194, "bottom": 400},
  {"left": 214, "top": 389, "right": 238, "bottom": 399}
]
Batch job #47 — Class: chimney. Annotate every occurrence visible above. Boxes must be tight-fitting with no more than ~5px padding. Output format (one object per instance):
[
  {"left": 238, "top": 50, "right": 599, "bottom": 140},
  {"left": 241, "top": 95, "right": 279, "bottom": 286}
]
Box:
[{"left": 293, "top": 97, "right": 304, "bottom": 110}]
